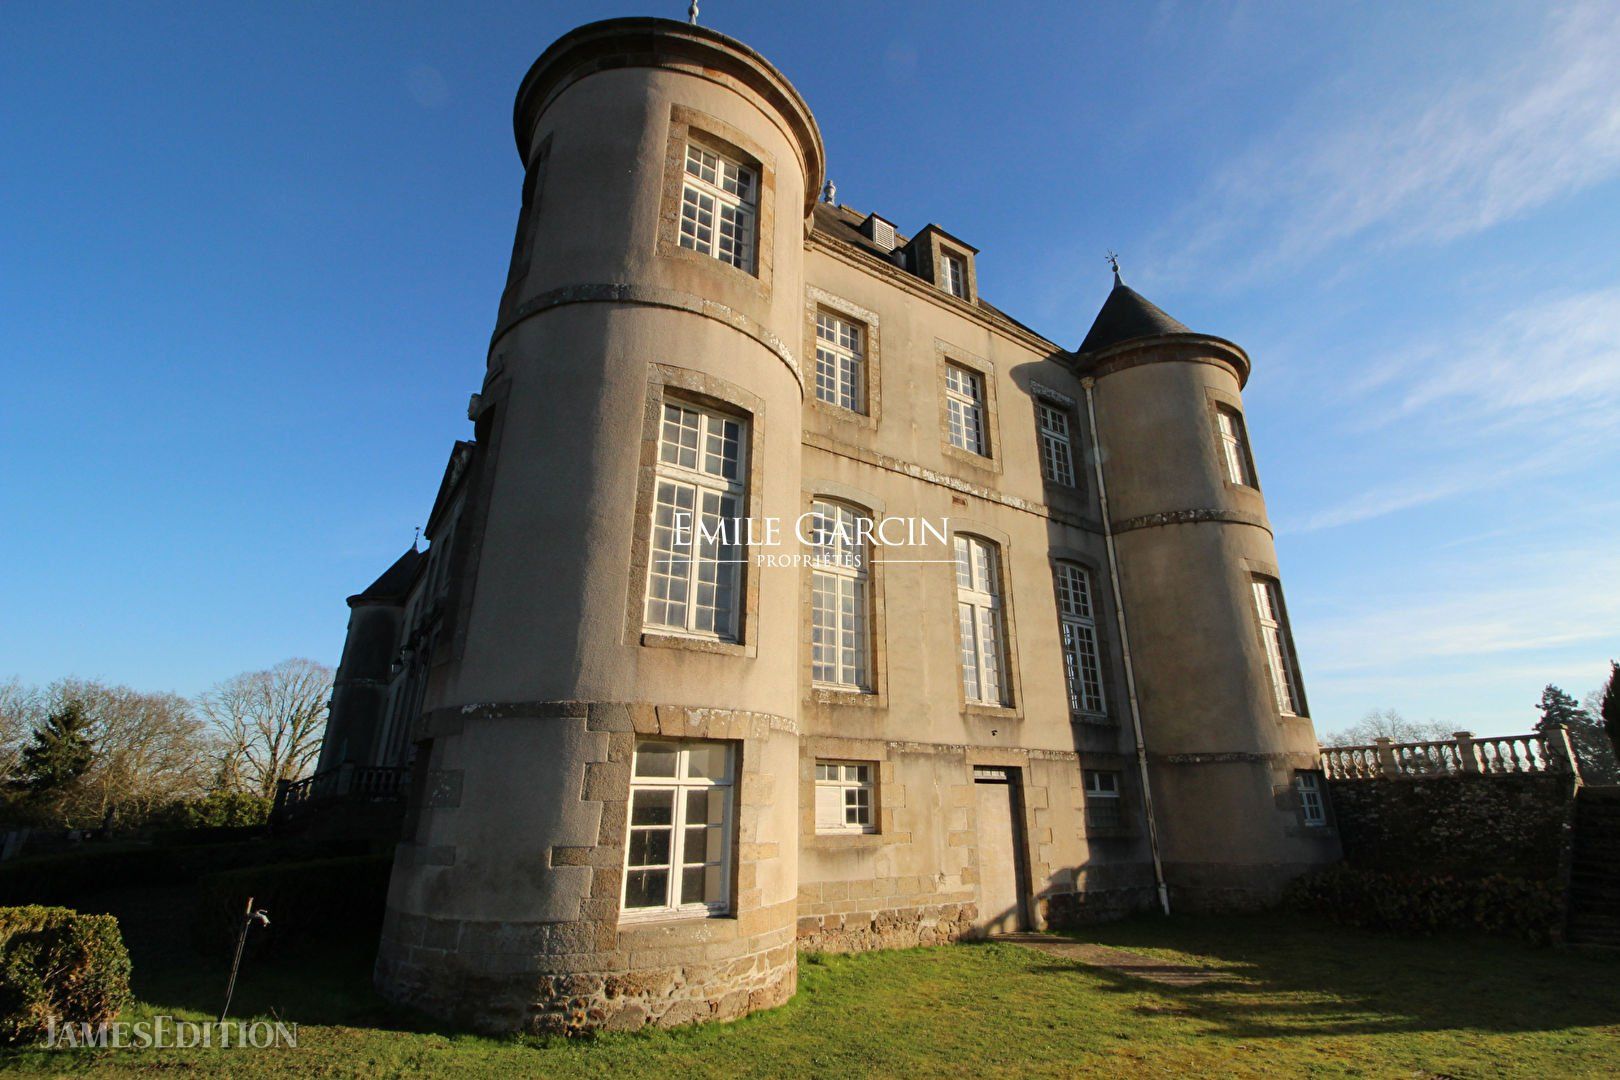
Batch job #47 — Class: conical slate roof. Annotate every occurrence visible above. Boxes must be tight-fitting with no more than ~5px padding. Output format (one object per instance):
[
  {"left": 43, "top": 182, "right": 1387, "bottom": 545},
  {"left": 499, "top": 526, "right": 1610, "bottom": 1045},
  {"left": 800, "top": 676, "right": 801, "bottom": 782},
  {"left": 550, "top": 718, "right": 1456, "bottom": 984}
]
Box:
[
  {"left": 350, "top": 547, "right": 424, "bottom": 604},
  {"left": 1077, "top": 275, "right": 1190, "bottom": 354}
]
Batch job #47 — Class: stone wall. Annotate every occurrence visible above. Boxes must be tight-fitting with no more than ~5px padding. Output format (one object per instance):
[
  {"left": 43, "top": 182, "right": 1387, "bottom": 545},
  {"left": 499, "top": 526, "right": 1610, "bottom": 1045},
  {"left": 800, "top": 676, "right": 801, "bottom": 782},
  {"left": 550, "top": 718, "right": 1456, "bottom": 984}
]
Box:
[{"left": 1326, "top": 772, "right": 1579, "bottom": 881}]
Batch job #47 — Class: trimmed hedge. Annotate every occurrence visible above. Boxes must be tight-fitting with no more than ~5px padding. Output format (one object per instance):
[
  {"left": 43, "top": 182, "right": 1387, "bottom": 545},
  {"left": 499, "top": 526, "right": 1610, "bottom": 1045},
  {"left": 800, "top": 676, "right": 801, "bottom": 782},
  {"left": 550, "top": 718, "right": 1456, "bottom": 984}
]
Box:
[
  {"left": 0, "top": 906, "right": 132, "bottom": 1045},
  {"left": 195, "top": 854, "right": 394, "bottom": 954},
  {"left": 1286, "top": 865, "right": 1563, "bottom": 943}
]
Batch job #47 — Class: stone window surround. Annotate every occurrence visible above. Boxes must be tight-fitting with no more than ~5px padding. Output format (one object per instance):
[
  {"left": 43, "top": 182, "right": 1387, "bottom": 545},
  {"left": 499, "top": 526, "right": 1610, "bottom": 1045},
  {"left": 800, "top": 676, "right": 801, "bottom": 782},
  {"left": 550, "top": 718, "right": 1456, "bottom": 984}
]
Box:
[
  {"left": 620, "top": 737, "right": 737, "bottom": 922},
  {"left": 1241, "top": 555, "right": 1310, "bottom": 721},
  {"left": 1204, "top": 385, "right": 1262, "bottom": 495},
  {"left": 935, "top": 341, "right": 1004, "bottom": 477},
  {"left": 798, "top": 481, "right": 890, "bottom": 711},
  {"left": 1029, "top": 381, "right": 1084, "bottom": 495},
  {"left": 947, "top": 518, "right": 1024, "bottom": 722},
  {"left": 625, "top": 364, "right": 766, "bottom": 659},
  {"left": 799, "top": 736, "right": 907, "bottom": 850},
  {"left": 656, "top": 103, "right": 778, "bottom": 299},
  {"left": 1075, "top": 751, "right": 1138, "bottom": 839},
  {"left": 909, "top": 225, "right": 980, "bottom": 306},
  {"left": 803, "top": 285, "right": 882, "bottom": 430},
  {"left": 1046, "top": 548, "right": 1117, "bottom": 727}
]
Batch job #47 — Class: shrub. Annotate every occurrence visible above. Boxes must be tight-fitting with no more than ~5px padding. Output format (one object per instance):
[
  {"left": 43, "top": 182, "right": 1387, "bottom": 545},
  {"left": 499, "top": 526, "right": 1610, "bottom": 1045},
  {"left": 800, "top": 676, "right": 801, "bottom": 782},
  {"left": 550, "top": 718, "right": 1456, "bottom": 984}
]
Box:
[
  {"left": 156, "top": 790, "right": 273, "bottom": 830},
  {"left": 194, "top": 854, "right": 394, "bottom": 955},
  {"left": 1286, "top": 865, "right": 1564, "bottom": 943},
  {"left": 0, "top": 906, "right": 132, "bottom": 1045}
]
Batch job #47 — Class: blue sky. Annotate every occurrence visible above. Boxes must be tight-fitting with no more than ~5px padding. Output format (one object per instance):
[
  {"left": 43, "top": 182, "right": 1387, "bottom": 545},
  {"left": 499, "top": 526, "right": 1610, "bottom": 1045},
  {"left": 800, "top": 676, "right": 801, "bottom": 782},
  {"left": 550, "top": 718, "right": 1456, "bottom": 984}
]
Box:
[{"left": 3, "top": 1, "right": 1616, "bottom": 736}]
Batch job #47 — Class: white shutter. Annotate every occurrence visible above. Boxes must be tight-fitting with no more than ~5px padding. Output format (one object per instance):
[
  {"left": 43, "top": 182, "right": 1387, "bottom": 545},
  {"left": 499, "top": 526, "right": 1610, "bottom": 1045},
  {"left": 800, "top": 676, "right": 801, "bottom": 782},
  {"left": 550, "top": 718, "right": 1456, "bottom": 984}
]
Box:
[{"left": 815, "top": 783, "right": 844, "bottom": 831}]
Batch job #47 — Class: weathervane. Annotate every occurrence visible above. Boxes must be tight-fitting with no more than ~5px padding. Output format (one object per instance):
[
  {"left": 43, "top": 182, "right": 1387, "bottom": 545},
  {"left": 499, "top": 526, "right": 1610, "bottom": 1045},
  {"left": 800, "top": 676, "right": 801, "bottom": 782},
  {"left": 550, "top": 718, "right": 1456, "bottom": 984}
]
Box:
[{"left": 1105, "top": 250, "right": 1121, "bottom": 280}]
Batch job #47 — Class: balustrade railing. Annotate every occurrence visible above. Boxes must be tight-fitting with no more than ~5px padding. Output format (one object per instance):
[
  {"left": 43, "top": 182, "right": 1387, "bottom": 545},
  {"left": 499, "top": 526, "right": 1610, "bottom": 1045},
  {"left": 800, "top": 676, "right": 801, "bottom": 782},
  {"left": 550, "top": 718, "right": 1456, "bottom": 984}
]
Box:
[
  {"left": 272, "top": 763, "right": 409, "bottom": 819},
  {"left": 1320, "top": 727, "right": 1579, "bottom": 782}
]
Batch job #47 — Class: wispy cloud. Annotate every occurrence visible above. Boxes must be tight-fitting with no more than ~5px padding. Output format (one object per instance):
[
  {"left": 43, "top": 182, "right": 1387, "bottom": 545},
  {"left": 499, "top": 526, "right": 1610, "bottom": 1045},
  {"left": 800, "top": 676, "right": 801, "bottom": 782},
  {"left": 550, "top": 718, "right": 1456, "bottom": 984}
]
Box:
[
  {"left": 1156, "top": 3, "right": 1620, "bottom": 280},
  {"left": 1301, "top": 545, "right": 1620, "bottom": 675}
]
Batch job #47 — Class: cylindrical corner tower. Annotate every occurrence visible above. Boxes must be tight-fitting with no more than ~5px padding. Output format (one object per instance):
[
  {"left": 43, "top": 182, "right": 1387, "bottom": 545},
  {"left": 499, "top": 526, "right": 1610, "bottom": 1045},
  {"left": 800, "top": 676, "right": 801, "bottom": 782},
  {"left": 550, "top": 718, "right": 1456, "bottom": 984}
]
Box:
[
  {"left": 1078, "top": 279, "right": 1339, "bottom": 909},
  {"left": 374, "top": 18, "right": 824, "bottom": 1033}
]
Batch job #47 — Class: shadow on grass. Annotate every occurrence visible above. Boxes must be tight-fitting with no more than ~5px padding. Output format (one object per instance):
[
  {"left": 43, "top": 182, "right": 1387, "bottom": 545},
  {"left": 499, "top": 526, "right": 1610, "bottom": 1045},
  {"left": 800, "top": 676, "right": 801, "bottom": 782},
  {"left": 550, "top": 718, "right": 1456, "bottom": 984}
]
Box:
[{"left": 1037, "top": 912, "right": 1620, "bottom": 1040}]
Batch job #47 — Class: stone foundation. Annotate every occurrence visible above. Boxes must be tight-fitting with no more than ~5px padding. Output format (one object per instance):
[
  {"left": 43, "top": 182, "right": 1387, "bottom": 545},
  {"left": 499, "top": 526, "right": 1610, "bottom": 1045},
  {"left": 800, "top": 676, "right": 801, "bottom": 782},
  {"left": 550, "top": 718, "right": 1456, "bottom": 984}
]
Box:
[
  {"left": 1041, "top": 886, "right": 1158, "bottom": 927},
  {"left": 376, "top": 908, "right": 798, "bottom": 1034},
  {"left": 795, "top": 901, "right": 978, "bottom": 952}
]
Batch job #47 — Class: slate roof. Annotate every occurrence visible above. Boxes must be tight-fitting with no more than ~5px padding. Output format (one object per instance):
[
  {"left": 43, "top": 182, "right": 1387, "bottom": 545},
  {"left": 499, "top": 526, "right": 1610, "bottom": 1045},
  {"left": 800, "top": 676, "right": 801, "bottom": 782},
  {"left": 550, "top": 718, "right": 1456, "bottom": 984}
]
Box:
[
  {"left": 1076, "top": 276, "right": 1191, "bottom": 354},
  {"left": 350, "top": 547, "right": 424, "bottom": 605}
]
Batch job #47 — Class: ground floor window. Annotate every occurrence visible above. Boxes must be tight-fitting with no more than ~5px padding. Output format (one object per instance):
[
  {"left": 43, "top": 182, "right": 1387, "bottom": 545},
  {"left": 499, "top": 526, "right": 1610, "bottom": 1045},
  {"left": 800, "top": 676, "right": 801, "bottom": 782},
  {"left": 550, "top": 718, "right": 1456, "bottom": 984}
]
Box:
[
  {"left": 1083, "top": 769, "right": 1122, "bottom": 830},
  {"left": 814, "top": 760, "right": 876, "bottom": 834},
  {"left": 623, "top": 739, "right": 734, "bottom": 918},
  {"left": 1295, "top": 771, "right": 1327, "bottom": 826}
]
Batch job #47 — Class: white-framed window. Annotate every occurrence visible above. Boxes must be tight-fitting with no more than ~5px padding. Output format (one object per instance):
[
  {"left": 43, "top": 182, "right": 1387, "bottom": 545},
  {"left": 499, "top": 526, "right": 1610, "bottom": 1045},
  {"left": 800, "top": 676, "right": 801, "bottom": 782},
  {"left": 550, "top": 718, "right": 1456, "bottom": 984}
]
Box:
[
  {"left": 644, "top": 400, "right": 746, "bottom": 641},
  {"left": 945, "top": 364, "right": 988, "bottom": 456},
  {"left": 955, "top": 535, "right": 1006, "bottom": 706},
  {"left": 1252, "top": 576, "right": 1304, "bottom": 715},
  {"left": 622, "top": 739, "right": 734, "bottom": 918},
  {"left": 814, "top": 310, "right": 865, "bottom": 413},
  {"left": 679, "top": 142, "right": 757, "bottom": 272},
  {"left": 941, "top": 252, "right": 967, "bottom": 298},
  {"left": 1216, "top": 405, "right": 1256, "bottom": 487},
  {"left": 1083, "top": 769, "right": 1122, "bottom": 830},
  {"left": 814, "top": 760, "right": 875, "bottom": 834},
  {"left": 1296, "top": 771, "right": 1327, "bottom": 827},
  {"left": 1037, "top": 403, "right": 1076, "bottom": 487},
  {"left": 1055, "top": 563, "right": 1105, "bottom": 716},
  {"left": 808, "top": 500, "right": 870, "bottom": 690}
]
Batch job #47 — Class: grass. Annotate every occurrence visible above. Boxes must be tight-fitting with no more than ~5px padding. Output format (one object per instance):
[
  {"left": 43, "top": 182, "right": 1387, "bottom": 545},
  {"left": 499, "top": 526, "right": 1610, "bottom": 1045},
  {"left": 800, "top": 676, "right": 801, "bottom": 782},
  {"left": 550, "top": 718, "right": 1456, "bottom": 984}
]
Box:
[{"left": 3, "top": 908, "right": 1617, "bottom": 1078}]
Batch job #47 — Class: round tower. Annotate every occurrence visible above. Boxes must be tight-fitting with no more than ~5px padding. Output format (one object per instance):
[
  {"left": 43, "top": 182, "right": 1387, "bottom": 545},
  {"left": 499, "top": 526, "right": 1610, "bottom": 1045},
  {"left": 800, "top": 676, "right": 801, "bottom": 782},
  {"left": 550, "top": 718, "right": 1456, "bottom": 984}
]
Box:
[
  {"left": 374, "top": 18, "right": 824, "bottom": 1033},
  {"left": 1077, "top": 275, "right": 1339, "bottom": 909}
]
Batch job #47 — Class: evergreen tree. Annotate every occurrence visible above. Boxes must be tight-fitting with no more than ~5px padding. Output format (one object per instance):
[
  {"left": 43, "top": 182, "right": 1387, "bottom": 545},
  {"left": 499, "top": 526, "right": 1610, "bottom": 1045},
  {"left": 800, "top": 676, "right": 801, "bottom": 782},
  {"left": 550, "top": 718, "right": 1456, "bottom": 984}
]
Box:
[
  {"left": 1537, "top": 682, "right": 1618, "bottom": 785},
  {"left": 12, "top": 699, "right": 94, "bottom": 795},
  {"left": 1601, "top": 661, "right": 1620, "bottom": 765}
]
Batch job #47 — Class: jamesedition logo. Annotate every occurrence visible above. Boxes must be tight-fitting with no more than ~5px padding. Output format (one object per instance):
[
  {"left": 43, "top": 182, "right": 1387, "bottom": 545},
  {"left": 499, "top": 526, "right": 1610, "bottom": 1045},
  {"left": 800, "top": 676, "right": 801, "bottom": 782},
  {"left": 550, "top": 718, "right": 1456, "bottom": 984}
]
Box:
[
  {"left": 43, "top": 1016, "right": 299, "bottom": 1049},
  {"left": 671, "top": 513, "right": 954, "bottom": 568}
]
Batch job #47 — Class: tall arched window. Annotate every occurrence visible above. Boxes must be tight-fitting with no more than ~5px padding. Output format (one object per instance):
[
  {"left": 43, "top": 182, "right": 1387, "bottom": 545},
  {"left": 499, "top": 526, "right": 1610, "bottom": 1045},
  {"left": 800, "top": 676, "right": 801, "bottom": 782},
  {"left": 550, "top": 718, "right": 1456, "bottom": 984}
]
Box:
[
  {"left": 808, "top": 499, "right": 870, "bottom": 690},
  {"left": 954, "top": 534, "right": 1006, "bottom": 705},
  {"left": 1054, "top": 562, "right": 1105, "bottom": 716}
]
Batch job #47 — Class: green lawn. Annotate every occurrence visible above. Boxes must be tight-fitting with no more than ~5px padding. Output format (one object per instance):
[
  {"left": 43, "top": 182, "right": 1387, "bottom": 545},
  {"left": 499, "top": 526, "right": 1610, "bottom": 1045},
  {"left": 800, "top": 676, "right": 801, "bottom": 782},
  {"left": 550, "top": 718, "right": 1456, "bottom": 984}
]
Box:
[{"left": 4, "top": 912, "right": 1617, "bottom": 1078}]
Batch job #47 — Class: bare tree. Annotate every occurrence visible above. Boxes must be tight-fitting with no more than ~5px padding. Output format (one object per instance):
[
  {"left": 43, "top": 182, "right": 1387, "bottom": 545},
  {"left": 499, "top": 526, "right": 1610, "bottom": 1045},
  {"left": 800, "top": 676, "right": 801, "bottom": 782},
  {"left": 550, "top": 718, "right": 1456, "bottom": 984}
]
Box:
[
  {"left": 0, "top": 677, "right": 43, "bottom": 784},
  {"left": 199, "top": 659, "right": 333, "bottom": 798},
  {"left": 60, "top": 679, "right": 214, "bottom": 826},
  {"left": 1319, "top": 708, "right": 1455, "bottom": 747}
]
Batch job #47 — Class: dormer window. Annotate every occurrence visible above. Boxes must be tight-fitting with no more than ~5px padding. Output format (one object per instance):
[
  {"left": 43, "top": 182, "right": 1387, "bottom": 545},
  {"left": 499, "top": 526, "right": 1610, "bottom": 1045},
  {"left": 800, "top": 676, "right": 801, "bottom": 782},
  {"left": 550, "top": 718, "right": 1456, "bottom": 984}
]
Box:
[{"left": 941, "top": 253, "right": 967, "bottom": 298}]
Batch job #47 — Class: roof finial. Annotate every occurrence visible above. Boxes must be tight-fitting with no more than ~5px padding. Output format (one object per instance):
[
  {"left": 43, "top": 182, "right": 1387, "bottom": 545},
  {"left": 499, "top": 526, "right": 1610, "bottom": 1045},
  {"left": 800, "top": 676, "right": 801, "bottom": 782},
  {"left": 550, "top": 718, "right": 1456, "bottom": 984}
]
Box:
[
  {"left": 412, "top": 526, "right": 422, "bottom": 552},
  {"left": 821, "top": 179, "right": 837, "bottom": 206},
  {"left": 688, "top": 1, "right": 699, "bottom": 25},
  {"left": 1106, "top": 250, "right": 1122, "bottom": 286}
]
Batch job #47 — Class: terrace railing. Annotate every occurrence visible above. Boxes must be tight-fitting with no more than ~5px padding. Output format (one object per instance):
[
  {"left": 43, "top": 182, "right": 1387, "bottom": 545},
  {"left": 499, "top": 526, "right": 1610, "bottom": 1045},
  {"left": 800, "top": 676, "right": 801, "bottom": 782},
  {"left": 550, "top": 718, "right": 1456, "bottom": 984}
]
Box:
[
  {"left": 1320, "top": 727, "right": 1580, "bottom": 782},
  {"left": 273, "top": 762, "right": 409, "bottom": 821}
]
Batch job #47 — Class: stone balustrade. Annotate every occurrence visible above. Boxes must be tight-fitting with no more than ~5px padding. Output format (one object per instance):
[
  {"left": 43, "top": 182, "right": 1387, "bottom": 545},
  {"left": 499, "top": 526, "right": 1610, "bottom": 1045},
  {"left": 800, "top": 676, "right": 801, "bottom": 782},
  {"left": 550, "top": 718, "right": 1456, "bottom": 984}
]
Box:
[{"left": 1321, "top": 727, "right": 1580, "bottom": 782}]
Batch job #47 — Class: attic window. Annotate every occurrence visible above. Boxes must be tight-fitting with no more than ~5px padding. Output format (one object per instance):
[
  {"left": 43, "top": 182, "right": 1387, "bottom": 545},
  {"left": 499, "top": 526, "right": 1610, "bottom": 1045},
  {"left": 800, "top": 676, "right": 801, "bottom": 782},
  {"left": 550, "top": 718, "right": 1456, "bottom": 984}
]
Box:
[{"left": 941, "top": 253, "right": 967, "bottom": 298}]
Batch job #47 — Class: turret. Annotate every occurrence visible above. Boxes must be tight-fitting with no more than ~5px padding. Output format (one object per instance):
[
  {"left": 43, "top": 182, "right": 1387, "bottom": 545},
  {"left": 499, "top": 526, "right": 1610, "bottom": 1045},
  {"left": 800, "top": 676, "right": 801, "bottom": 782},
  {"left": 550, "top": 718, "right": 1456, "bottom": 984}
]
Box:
[
  {"left": 374, "top": 18, "right": 824, "bottom": 1033},
  {"left": 1077, "top": 273, "right": 1339, "bottom": 908}
]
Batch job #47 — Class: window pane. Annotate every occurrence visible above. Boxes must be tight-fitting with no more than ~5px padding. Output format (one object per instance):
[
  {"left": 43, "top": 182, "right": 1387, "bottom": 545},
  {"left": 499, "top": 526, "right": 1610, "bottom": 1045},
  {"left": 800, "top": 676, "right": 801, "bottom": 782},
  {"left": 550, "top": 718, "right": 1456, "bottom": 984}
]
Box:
[
  {"left": 685, "top": 744, "right": 730, "bottom": 782},
  {"left": 630, "top": 787, "right": 675, "bottom": 824},
  {"left": 625, "top": 868, "right": 669, "bottom": 909},
  {"left": 627, "top": 828, "right": 671, "bottom": 867},
  {"left": 634, "top": 742, "right": 678, "bottom": 778}
]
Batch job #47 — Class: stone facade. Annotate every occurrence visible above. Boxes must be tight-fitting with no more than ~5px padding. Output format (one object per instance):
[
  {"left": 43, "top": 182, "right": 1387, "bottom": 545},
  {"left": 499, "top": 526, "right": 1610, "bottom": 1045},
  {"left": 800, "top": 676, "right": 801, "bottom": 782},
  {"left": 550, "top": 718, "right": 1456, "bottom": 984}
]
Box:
[{"left": 315, "top": 16, "right": 1340, "bottom": 1034}]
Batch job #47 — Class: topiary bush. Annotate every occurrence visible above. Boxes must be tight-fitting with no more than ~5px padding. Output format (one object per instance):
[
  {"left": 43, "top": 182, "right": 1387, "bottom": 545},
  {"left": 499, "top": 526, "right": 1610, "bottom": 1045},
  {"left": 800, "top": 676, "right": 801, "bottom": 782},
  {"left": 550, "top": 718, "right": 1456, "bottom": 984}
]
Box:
[
  {"left": 0, "top": 906, "right": 132, "bottom": 1045},
  {"left": 194, "top": 854, "right": 394, "bottom": 955},
  {"left": 1286, "top": 865, "right": 1564, "bottom": 943}
]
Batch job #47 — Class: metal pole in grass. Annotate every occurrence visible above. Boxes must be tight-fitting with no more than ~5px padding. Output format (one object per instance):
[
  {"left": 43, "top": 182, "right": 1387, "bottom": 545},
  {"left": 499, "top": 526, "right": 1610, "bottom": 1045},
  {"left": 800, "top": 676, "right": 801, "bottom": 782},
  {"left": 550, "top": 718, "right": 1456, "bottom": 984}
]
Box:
[{"left": 219, "top": 895, "right": 271, "bottom": 1024}]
